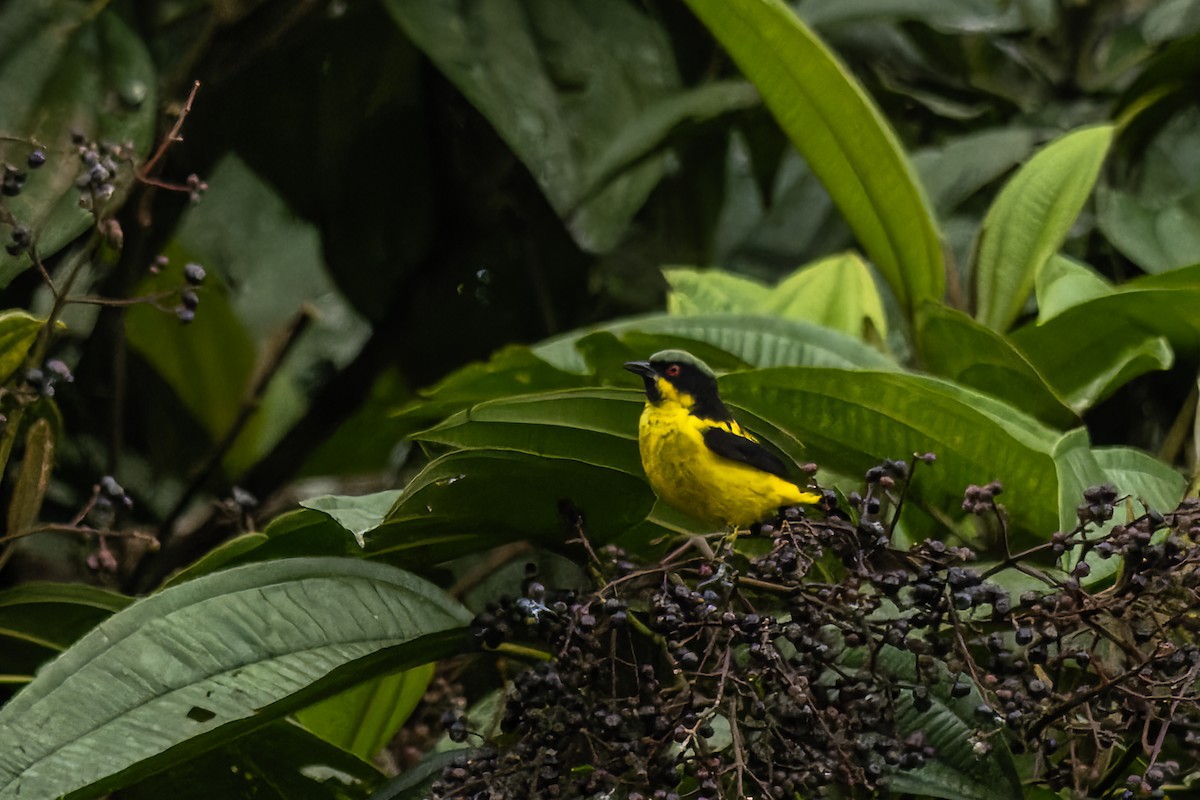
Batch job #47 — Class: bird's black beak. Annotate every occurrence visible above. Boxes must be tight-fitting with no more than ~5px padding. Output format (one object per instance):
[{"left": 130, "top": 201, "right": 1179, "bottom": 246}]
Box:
[{"left": 623, "top": 361, "right": 655, "bottom": 378}]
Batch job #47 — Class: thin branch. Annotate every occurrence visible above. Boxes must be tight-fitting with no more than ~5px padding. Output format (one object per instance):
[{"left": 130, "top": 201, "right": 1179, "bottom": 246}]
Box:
[{"left": 137, "top": 81, "right": 200, "bottom": 182}]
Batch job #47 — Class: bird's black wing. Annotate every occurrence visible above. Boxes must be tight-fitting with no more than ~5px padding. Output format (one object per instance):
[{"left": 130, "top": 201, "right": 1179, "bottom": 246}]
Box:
[{"left": 702, "top": 426, "right": 791, "bottom": 479}]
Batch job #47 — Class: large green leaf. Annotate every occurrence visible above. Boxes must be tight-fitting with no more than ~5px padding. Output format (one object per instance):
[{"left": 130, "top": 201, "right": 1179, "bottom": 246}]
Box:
[
  {"left": 915, "top": 303, "right": 1075, "bottom": 427},
  {"left": 974, "top": 124, "right": 1114, "bottom": 331},
  {"left": 0, "top": 558, "right": 472, "bottom": 800},
  {"left": 719, "top": 367, "right": 1065, "bottom": 536},
  {"left": 684, "top": 0, "right": 944, "bottom": 315},
  {"left": 1012, "top": 266, "right": 1200, "bottom": 411},
  {"left": 120, "top": 719, "right": 383, "bottom": 800},
  {"left": 0, "top": 3, "right": 156, "bottom": 285},
  {"left": 396, "top": 314, "right": 896, "bottom": 445},
  {"left": 413, "top": 389, "right": 643, "bottom": 476},
  {"left": 383, "top": 0, "right": 679, "bottom": 253},
  {"left": 372, "top": 449, "right": 656, "bottom": 553},
  {"left": 533, "top": 314, "right": 898, "bottom": 373}
]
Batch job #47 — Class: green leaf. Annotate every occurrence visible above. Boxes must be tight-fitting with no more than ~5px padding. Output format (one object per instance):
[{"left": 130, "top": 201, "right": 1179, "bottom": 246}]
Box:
[
  {"left": 767, "top": 253, "right": 888, "bottom": 339},
  {"left": 302, "top": 490, "right": 405, "bottom": 548},
  {"left": 0, "top": 583, "right": 130, "bottom": 680},
  {"left": 1033, "top": 254, "right": 1114, "bottom": 323},
  {"left": 534, "top": 314, "right": 898, "bottom": 373},
  {"left": 664, "top": 269, "right": 771, "bottom": 316},
  {"left": 0, "top": 311, "right": 45, "bottom": 384},
  {"left": 579, "top": 80, "right": 761, "bottom": 206},
  {"left": 1052, "top": 432, "right": 1186, "bottom": 583},
  {"left": 383, "top": 0, "right": 679, "bottom": 253},
  {"left": 911, "top": 127, "right": 1038, "bottom": 216},
  {"left": 0, "top": 4, "right": 157, "bottom": 285},
  {"left": 1097, "top": 183, "right": 1200, "bottom": 274},
  {"left": 0, "top": 558, "right": 472, "bottom": 800},
  {"left": 974, "top": 124, "right": 1114, "bottom": 331},
  {"left": 720, "top": 367, "right": 1065, "bottom": 537},
  {"left": 296, "top": 664, "right": 434, "bottom": 761},
  {"left": 6, "top": 418, "right": 54, "bottom": 535},
  {"left": 371, "top": 450, "right": 656, "bottom": 555},
  {"left": 120, "top": 719, "right": 383, "bottom": 800},
  {"left": 1012, "top": 266, "right": 1200, "bottom": 411},
  {"left": 799, "top": 0, "right": 1026, "bottom": 35},
  {"left": 367, "top": 750, "right": 465, "bottom": 800},
  {"left": 879, "top": 651, "right": 1022, "bottom": 800},
  {"left": 684, "top": 0, "right": 944, "bottom": 315},
  {"left": 664, "top": 256, "right": 891, "bottom": 341},
  {"left": 125, "top": 268, "right": 255, "bottom": 450},
  {"left": 413, "top": 389, "right": 643, "bottom": 475},
  {"left": 915, "top": 303, "right": 1075, "bottom": 427}
]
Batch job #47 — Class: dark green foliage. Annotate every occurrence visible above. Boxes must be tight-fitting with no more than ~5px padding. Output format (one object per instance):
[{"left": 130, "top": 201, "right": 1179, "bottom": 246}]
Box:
[{"left": 0, "top": 0, "right": 1198, "bottom": 798}]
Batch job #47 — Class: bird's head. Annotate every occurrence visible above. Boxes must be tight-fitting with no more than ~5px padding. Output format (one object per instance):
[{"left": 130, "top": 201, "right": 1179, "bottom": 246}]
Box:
[{"left": 624, "top": 350, "right": 729, "bottom": 418}]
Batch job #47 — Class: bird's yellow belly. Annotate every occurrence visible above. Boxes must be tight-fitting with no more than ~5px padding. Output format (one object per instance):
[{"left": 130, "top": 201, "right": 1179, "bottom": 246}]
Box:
[{"left": 638, "top": 403, "right": 806, "bottom": 528}]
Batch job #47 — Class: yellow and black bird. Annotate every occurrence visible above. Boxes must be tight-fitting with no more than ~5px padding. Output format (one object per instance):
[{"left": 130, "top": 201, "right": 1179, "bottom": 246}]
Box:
[{"left": 624, "top": 349, "right": 820, "bottom": 529}]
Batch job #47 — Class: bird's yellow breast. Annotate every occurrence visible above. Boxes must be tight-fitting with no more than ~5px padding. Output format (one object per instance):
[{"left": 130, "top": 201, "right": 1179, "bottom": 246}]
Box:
[{"left": 637, "top": 395, "right": 814, "bottom": 528}]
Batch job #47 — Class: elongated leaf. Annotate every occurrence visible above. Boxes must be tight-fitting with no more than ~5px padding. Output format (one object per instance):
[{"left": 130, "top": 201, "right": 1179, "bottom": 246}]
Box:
[
  {"left": 296, "top": 663, "right": 435, "bottom": 761},
  {"left": 368, "top": 450, "right": 656, "bottom": 557},
  {"left": 684, "top": 0, "right": 943, "bottom": 314},
  {"left": 719, "top": 367, "right": 1065, "bottom": 536},
  {"left": 580, "top": 80, "right": 761, "bottom": 205},
  {"left": 0, "top": 583, "right": 130, "bottom": 679},
  {"left": 533, "top": 313, "right": 897, "bottom": 374},
  {"left": 0, "top": 4, "right": 156, "bottom": 285},
  {"left": 121, "top": 720, "right": 383, "bottom": 800},
  {"left": 974, "top": 124, "right": 1114, "bottom": 331},
  {"left": 915, "top": 303, "right": 1075, "bottom": 427},
  {"left": 7, "top": 418, "right": 54, "bottom": 535},
  {"left": 384, "top": 0, "right": 679, "bottom": 253},
  {"left": 0, "top": 558, "right": 472, "bottom": 800},
  {"left": 912, "top": 127, "right": 1038, "bottom": 216},
  {"left": 0, "top": 311, "right": 45, "bottom": 384},
  {"left": 413, "top": 389, "right": 643, "bottom": 476}
]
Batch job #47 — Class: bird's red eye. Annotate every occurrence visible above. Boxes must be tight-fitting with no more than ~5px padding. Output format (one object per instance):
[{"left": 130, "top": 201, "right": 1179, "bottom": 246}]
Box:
[{"left": 665, "top": 364, "right": 682, "bottom": 377}]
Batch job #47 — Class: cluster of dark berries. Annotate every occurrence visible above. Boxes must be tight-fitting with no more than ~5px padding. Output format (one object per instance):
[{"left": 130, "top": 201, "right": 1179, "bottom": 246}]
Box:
[
  {"left": 24, "top": 360, "right": 73, "bottom": 398},
  {"left": 432, "top": 461, "right": 967, "bottom": 799},
  {"left": 6, "top": 224, "right": 30, "bottom": 257},
  {"left": 73, "top": 134, "right": 131, "bottom": 209},
  {"left": 421, "top": 461, "right": 1200, "bottom": 799},
  {"left": 962, "top": 480, "right": 1004, "bottom": 515}
]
